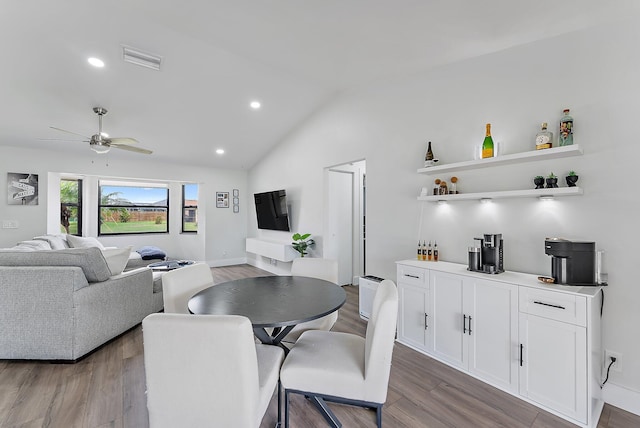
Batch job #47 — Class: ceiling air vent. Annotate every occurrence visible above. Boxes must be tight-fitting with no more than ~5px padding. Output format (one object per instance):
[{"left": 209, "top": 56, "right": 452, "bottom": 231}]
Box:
[{"left": 122, "top": 46, "right": 162, "bottom": 71}]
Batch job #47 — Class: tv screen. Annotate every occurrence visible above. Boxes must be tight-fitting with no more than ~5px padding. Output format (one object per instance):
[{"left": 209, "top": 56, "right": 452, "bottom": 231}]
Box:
[{"left": 254, "top": 189, "right": 290, "bottom": 231}]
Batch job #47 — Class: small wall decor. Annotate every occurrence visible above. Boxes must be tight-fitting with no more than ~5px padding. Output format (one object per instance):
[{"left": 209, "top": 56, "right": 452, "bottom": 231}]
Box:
[
  {"left": 216, "top": 191, "right": 229, "bottom": 208},
  {"left": 232, "top": 189, "right": 239, "bottom": 213},
  {"left": 7, "top": 173, "right": 39, "bottom": 205}
]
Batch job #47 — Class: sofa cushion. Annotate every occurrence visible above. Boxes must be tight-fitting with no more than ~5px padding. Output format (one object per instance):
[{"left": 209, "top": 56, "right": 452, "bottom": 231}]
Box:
[
  {"left": 8, "top": 240, "right": 53, "bottom": 251},
  {"left": 102, "top": 246, "right": 133, "bottom": 276},
  {"left": 33, "top": 234, "right": 69, "bottom": 250},
  {"left": 0, "top": 247, "right": 112, "bottom": 283},
  {"left": 66, "top": 235, "right": 105, "bottom": 250}
]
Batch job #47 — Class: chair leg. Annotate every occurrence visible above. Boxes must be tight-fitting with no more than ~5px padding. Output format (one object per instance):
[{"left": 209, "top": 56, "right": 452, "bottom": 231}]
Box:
[
  {"left": 277, "top": 381, "right": 282, "bottom": 427},
  {"left": 376, "top": 404, "right": 382, "bottom": 428},
  {"left": 284, "top": 389, "right": 290, "bottom": 428}
]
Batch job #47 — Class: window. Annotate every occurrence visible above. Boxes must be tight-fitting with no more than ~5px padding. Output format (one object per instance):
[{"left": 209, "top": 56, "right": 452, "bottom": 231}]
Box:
[
  {"left": 182, "top": 183, "right": 198, "bottom": 233},
  {"left": 98, "top": 182, "right": 169, "bottom": 235},
  {"left": 60, "top": 179, "right": 82, "bottom": 235}
]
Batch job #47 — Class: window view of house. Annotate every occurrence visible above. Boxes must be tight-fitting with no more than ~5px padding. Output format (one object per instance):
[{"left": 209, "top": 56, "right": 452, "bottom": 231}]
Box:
[
  {"left": 60, "top": 179, "right": 82, "bottom": 235},
  {"left": 98, "top": 182, "right": 169, "bottom": 235},
  {"left": 182, "top": 183, "right": 198, "bottom": 233}
]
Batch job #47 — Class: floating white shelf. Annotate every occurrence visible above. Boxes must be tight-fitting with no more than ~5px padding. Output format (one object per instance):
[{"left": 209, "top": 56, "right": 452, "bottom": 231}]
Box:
[
  {"left": 245, "top": 238, "right": 298, "bottom": 262},
  {"left": 417, "top": 144, "right": 583, "bottom": 175},
  {"left": 417, "top": 186, "right": 583, "bottom": 202}
]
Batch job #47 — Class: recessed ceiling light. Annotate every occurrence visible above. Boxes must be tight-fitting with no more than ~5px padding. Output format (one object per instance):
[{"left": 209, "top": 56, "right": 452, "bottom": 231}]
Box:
[
  {"left": 216, "top": 149, "right": 225, "bottom": 155},
  {"left": 88, "top": 57, "right": 105, "bottom": 68},
  {"left": 250, "top": 101, "right": 261, "bottom": 109}
]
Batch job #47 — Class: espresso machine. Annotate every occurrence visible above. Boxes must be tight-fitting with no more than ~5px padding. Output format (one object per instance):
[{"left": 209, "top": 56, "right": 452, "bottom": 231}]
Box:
[
  {"left": 544, "top": 238, "right": 597, "bottom": 285},
  {"left": 468, "top": 234, "right": 504, "bottom": 274}
]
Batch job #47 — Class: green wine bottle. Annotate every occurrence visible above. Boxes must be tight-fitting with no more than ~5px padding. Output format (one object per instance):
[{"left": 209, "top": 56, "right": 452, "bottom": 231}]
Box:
[{"left": 482, "top": 123, "right": 494, "bottom": 158}]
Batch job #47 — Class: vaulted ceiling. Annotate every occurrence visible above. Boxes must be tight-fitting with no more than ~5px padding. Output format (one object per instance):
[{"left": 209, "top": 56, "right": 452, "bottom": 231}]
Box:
[{"left": 2, "top": 1, "right": 638, "bottom": 169}]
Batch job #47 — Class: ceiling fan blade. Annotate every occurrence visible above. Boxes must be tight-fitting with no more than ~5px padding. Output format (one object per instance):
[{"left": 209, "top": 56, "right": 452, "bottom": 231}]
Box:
[
  {"left": 50, "top": 126, "right": 90, "bottom": 139},
  {"left": 39, "top": 138, "right": 88, "bottom": 142},
  {"left": 108, "top": 137, "right": 139, "bottom": 145},
  {"left": 112, "top": 144, "right": 153, "bottom": 154}
]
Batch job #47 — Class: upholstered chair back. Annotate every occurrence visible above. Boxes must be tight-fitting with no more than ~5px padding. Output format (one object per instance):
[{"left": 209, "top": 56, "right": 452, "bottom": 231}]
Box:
[{"left": 161, "top": 262, "right": 213, "bottom": 313}]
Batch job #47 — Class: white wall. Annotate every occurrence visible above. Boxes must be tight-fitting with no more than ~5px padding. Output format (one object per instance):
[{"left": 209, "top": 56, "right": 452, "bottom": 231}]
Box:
[
  {"left": 0, "top": 145, "right": 248, "bottom": 266},
  {"left": 247, "top": 19, "right": 640, "bottom": 410}
]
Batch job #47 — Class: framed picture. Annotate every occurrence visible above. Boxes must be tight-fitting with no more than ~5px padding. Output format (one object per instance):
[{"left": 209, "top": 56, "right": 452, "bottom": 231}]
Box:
[
  {"left": 233, "top": 189, "right": 239, "bottom": 197},
  {"left": 233, "top": 205, "right": 239, "bottom": 213},
  {"left": 216, "top": 191, "right": 229, "bottom": 208},
  {"left": 7, "top": 172, "right": 39, "bottom": 205}
]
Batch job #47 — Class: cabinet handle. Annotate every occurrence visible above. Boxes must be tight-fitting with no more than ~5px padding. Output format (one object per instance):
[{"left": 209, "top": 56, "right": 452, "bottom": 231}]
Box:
[
  {"left": 404, "top": 274, "right": 420, "bottom": 279},
  {"left": 424, "top": 313, "right": 428, "bottom": 330},
  {"left": 533, "top": 300, "right": 566, "bottom": 310},
  {"left": 520, "top": 344, "right": 524, "bottom": 367},
  {"left": 468, "top": 316, "right": 472, "bottom": 335},
  {"left": 463, "top": 314, "right": 467, "bottom": 334}
]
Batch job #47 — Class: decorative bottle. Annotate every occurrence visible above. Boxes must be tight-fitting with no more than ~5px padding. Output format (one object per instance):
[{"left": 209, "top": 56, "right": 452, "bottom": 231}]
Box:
[
  {"left": 427, "top": 241, "right": 433, "bottom": 261},
  {"left": 559, "top": 109, "right": 574, "bottom": 146},
  {"left": 535, "top": 122, "right": 553, "bottom": 150},
  {"left": 482, "top": 124, "right": 494, "bottom": 158},
  {"left": 417, "top": 241, "right": 421, "bottom": 260},
  {"left": 424, "top": 141, "right": 435, "bottom": 167},
  {"left": 433, "top": 241, "right": 439, "bottom": 261},
  {"left": 421, "top": 241, "right": 427, "bottom": 261}
]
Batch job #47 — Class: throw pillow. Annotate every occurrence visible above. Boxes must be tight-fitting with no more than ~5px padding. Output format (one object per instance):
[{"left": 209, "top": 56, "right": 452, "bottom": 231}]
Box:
[
  {"left": 15, "top": 240, "right": 53, "bottom": 250},
  {"left": 101, "top": 246, "right": 132, "bottom": 276},
  {"left": 33, "top": 234, "right": 68, "bottom": 250},
  {"left": 66, "top": 235, "right": 105, "bottom": 250}
]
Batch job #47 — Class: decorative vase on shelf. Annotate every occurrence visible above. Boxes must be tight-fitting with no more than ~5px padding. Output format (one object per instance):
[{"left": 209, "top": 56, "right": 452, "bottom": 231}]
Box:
[
  {"left": 534, "top": 176, "right": 545, "bottom": 189},
  {"left": 546, "top": 174, "right": 558, "bottom": 188},
  {"left": 566, "top": 171, "right": 579, "bottom": 187}
]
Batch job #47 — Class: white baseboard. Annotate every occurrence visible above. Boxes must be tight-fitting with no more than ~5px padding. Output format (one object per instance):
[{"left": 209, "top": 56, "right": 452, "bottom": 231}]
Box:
[
  {"left": 603, "top": 382, "right": 640, "bottom": 416},
  {"left": 208, "top": 257, "right": 247, "bottom": 267}
]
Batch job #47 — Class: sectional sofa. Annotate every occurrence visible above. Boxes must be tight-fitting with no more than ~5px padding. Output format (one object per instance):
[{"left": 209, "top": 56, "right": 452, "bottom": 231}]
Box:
[{"left": 0, "top": 236, "right": 163, "bottom": 361}]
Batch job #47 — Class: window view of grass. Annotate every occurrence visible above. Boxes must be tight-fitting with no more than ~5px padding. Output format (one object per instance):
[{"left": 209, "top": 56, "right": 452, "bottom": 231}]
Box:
[
  {"left": 60, "top": 179, "right": 81, "bottom": 235},
  {"left": 99, "top": 184, "right": 169, "bottom": 235}
]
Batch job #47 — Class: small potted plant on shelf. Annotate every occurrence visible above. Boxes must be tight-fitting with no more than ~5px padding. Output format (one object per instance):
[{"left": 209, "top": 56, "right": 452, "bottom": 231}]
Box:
[
  {"left": 546, "top": 172, "right": 558, "bottom": 188},
  {"left": 533, "top": 175, "right": 545, "bottom": 189},
  {"left": 292, "top": 233, "right": 314, "bottom": 258},
  {"left": 566, "top": 170, "right": 579, "bottom": 187}
]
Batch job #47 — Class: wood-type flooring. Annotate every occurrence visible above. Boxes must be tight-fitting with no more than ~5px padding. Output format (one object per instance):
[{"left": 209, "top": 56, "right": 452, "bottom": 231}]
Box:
[{"left": 0, "top": 264, "right": 637, "bottom": 427}]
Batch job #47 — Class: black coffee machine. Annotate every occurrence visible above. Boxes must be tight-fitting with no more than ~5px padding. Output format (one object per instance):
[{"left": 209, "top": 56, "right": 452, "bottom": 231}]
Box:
[
  {"left": 468, "top": 234, "right": 504, "bottom": 274},
  {"left": 544, "top": 238, "right": 596, "bottom": 285}
]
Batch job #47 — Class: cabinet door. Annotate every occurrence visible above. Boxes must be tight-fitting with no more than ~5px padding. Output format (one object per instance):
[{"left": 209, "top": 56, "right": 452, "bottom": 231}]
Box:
[
  {"left": 519, "top": 313, "right": 587, "bottom": 424},
  {"left": 397, "top": 282, "right": 431, "bottom": 351},
  {"left": 467, "top": 278, "right": 519, "bottom": 393},
  {"left": 430, "top": 271, "right": 466, "bottom": 370}
]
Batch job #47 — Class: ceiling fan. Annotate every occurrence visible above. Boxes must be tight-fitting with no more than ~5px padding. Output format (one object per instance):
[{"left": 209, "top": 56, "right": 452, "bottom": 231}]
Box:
[{"left": 49, "top": 107, "right": 152, "bottom": 155}]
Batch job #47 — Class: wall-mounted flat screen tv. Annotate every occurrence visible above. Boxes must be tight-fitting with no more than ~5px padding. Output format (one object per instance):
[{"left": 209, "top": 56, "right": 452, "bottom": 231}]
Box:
[{"left": 254, "top": 189, "right": 290, "bottom": 231}]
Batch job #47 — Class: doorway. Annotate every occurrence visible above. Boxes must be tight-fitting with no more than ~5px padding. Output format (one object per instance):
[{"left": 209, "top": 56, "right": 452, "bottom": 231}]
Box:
[{"left": 324, "top": 160, "right": 366, "bottom": 286}]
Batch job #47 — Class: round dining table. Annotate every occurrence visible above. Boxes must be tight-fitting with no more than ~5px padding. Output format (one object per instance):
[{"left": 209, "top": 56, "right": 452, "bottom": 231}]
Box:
[{"left": 188, "top": 275, "right": 346, "bottom": 352}]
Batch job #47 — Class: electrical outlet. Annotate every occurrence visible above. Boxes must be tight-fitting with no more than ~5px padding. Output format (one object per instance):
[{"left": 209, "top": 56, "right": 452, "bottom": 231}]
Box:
[
  {"left": 2, "top": 220, "right": 19, "bottom": 229},
  {"left": 605, "top": 350, "right": 622, "bottom": 373}
]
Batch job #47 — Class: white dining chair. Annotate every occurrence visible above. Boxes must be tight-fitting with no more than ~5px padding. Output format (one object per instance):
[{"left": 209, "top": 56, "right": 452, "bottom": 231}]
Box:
[
  {"left": 142, "top": 313, "right": 284, "bottom": 428},
  {"left": 280, "top": 279, "right": 398, "bottom": 428},
  {"left": 283, "top": 258, "right": 339, "bottom": 343},
  {"left": 160, "top": 262, "right": 213, "bottom": 313}
]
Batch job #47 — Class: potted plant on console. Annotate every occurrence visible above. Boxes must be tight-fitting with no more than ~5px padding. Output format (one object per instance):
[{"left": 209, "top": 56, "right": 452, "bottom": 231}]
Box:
[
  {"left": 566, "top": 170, "right": 579, "bottom": 187},
  {"left": 292, "top": 233, "right": 314, "bottom": 258}
]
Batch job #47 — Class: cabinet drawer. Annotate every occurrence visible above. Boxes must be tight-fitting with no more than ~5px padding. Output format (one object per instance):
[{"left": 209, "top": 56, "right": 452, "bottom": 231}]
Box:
[
  {"left": 397, "top": 265, "right": 427, "bottom": 287},
  {"left": 519, "top": 288, "right": 586, "bottom": 326}
]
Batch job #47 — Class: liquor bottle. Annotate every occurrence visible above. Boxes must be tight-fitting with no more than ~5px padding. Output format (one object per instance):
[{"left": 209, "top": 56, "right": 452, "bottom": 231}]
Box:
[
  {"left": 422, "top": 241, "right": 427, "bottom": 261},
  {"left": 433, "top": 241, "right": 439, "bottom": 261},
  {"left": 482, "top": 123, "right": 494, "bottom": 158},
  {"left": 559, "top": 109, "right": 574, "bottom": 146},
  {"left": 535, "top": 122, "right": 553, "bottom": 150},
  {"left": 424, "top": 141, "right": 435, "bottom": 167},
  {"left": 427, "top": 241, "right": 433, "bottom": 261},
  {"left": 417, "top": 241, "right": 421, "bottom": 260}
]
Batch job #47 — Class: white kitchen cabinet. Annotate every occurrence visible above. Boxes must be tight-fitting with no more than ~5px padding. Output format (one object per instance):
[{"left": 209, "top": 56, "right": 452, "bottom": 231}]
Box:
[
  {"left": 397, "top": 264, "right": 432, "bottom": 352},
  {"left": 429, "top": 270, "right": 518, "bottom": 393},
  {"left": 396, "top": 260, "right": 603, "bottom": 428}
]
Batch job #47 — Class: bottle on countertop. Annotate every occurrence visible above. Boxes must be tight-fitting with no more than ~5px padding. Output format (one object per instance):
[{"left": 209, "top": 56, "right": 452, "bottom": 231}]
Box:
[
  {"left": 417, "top": 241, "right": 422, "bottom": 260},
  {"left": 427, "top": 241, "right": 433, "bottom": 261},
  {"left": 559, "top": 109, "right": 574, "bottom": 146},
  {"left": 433, "top": 241, "right": 439, "bottom": 261},
  {"left": 535, "top": 122, "right": 553, "bottom": 150},
  {"left": 421, "top": 241, "right": 427, "bottom": 261},
  {"left": 482, "top": 123, "right": 494, "bottom": 158}
]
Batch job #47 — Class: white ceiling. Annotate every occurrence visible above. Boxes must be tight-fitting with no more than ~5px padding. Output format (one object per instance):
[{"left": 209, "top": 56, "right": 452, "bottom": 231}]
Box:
[{"left": 2, "top": 1, "right": 639, "bottom": 169}]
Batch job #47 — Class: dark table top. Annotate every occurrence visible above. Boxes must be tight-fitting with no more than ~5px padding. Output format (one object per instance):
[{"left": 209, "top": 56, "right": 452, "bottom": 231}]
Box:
[{"left": 188, "top": 275, "right": 346, "bottom": 328}]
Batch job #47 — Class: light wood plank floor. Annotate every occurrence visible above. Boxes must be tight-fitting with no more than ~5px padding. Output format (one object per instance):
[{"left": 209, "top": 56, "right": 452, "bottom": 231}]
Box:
[{"left": 0, "top": 264, "right": 637, "bottom": 427}]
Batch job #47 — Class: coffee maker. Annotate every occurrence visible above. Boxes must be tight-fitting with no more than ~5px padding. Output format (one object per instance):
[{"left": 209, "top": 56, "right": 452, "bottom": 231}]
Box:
[
  {"left": 468, "top": 234, "right": 504, "bottom": 274},
  {"left": 544, "top": 238, "right": 596, "bottom": 285}
]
